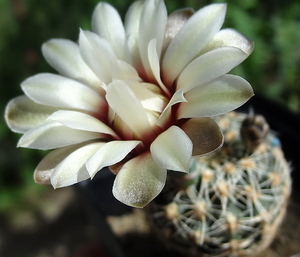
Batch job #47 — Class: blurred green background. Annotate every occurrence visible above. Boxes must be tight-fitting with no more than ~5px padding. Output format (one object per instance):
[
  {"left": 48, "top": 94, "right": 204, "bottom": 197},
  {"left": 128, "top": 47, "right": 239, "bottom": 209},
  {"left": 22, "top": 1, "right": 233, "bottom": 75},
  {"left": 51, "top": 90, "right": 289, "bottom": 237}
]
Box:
[{"left": 0, "top": 0, "right": 299, "bottom": 214}]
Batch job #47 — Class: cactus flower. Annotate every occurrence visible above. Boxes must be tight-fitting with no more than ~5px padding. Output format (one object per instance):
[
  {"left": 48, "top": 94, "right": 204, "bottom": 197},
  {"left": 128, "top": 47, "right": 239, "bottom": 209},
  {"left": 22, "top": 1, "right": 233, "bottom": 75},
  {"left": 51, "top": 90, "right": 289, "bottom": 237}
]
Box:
[{"left": 5, "top": 0, "right": 254, "bottom": 207}]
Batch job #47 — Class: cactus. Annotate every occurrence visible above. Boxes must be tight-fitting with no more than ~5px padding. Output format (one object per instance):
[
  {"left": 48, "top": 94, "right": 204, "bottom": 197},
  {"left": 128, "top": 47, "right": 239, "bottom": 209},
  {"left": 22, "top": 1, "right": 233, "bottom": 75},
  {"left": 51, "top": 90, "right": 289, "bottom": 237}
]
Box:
[{"left": 146, "top": 112, "right": 291, "bottom": 257}]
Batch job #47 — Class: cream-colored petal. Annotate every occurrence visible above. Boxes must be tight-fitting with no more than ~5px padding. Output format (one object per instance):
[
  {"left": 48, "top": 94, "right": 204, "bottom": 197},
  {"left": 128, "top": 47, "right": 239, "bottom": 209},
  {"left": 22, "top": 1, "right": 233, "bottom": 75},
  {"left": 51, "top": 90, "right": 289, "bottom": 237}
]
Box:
[
  {"left": 162, "top": 8, "right": 194, "bottom": 54},
  {"left": 112, "top": 151, "right": 167, "bottom": 208},
  {"left": 124, "top": 0, "right": 144, "bottom": 69},
  {"left": 147, "top": 39, "right": 170, "bottom": 96},
  {"left": 156, "top": 88, "right": 187, "bottom": 127},
  {"left": 150, "top": 126, "right": 192, "bottom": 172},
  {"left": 34, "top": 143, "right": 87, "bottom": 185},
  {"left": 180, "top": 117, "right": 223, "bottom": 156},
  {"left": 111, "top": 60, "right": 141, "bottom": 81},
  {"left": 177, "top": 46, "right": 248, "bottom": 92},
  {"left": 178, "top": 74, "right": 254, "bottom": 118},
  {"left": 110, "top": 110, "right": 135, "bottom": 140},
  {"left": 86, "top": 140, "right": 140, "bottom": 178},
  {"left": 125, "top": 1, "right": 144, "bottom": 35},
  {"left": 162, "top": 4, "right": 227, "bottom": 86},
  {"left": 5, "top": 95, "right": 59, "bottom": 133},
  {"left": 138, "top": 0, "right": 167, "bottom": 80},
  {"left": 51, "top": 142, "right": 102, "bottom": 188},
  {"left": 17, "top": 121, "right": 100, "bottom": 150},
  {"left": 79, "top": 30, "right": 117, "bottom": 84},
  {"left": 125, "top": 80, "right": 166, "bottom": 113},
  {"left": 199, "top": 28, "right": 254, "bottom": 56},
  {"left": 42, "top": 39, "right": 102, "bottom": 91},
  {"left": 92, "top": 2, "right": 129, "bottom": 62},
  {"left": 106, "top": 81, "right": 153, "bottom": 139},
  {"left": 21, "top": 73, "right": 101, "bottom": 112},
  {"left": 47, "top": 110, "right": 117, "bottom": 136}
]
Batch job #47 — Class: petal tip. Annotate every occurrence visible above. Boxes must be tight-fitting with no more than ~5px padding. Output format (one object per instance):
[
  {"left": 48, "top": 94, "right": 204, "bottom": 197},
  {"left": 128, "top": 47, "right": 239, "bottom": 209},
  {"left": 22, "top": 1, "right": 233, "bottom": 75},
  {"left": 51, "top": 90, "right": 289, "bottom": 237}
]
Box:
[
  {"left": 34, "top": 170, "right": 52, "bottom": 185},
  {"left": 112, "top": 153, "right": 167, "bottom": 208},
  {"left": 181, "top": 118, "right": 224, "bottom": 157},
  {"left": 112, "top": 183, "right": 151, "bottom": 208}
]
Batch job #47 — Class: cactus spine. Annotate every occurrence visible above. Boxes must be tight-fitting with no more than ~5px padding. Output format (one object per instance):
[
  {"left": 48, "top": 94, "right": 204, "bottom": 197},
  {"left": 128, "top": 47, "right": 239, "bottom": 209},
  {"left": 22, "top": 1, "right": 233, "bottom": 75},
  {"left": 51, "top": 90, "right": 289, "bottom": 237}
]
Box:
[{"left": 147, "top": 112, "right": 291, "bottom": 257}]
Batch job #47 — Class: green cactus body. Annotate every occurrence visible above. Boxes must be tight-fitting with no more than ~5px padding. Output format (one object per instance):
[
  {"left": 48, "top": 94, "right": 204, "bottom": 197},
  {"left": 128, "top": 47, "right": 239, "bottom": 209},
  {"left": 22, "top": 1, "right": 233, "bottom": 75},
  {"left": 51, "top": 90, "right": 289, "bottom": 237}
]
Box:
[{"left": 147, "top": 112, "right": 291, "bottom": 257}]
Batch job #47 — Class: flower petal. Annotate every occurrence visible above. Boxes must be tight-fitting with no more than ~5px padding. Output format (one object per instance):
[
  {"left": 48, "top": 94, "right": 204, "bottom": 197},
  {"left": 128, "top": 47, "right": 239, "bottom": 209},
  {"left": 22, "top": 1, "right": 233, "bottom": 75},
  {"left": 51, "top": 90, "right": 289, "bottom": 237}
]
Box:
[
  {"left": 47, "top": 110, "right": 117, "bottom": 136},
  {"left": 42, "top": 39, "right": 102, "bottom": 91},
  {"left": 200, "top": 28, "right": 254, "bottom": 56},
  {"left": 21, "top": 73, "right": 102, "bottom": 112},
  {"left": 34, "top": 143, "right": 86, "bottom": 185},
  {"left": 180, "top": 117, "right": 223, "bottom": 156},
  {"left": 156, "top": 88, "right": 187, "bottom": 127},
  {"left": 178, "top": 74, "right": 254, "bottom": 119},
  {"left": 111, "top": 60, "right": 141, "bottom": 81},
  {"left": 150, "top": 126, "right": 192, "bottom": 172},
  {"left": 106, "top": 81, "right": 153, "bottom": 138},
  {"left": 138, "top": 0, "right": 167, "bottom": 80},
  {"left": 162, "top": 3, "right": 227, "bottom": 86},
  {"left": 177, "top": 46, "right": 248, "bottom": 92},
  {"left": 5, "top": 95, "right": 59, "bottom": 133},
  {"left": 79, "top": 30, "right": 117, "bottom": 84},
  {"left": 126, "top": 80, "right": 166, "bottom": 113},
  {"left": 86, "top": 140, "right": 141, "bottom": 178},
  {"left": 162, "top": 8, "right": 194, "bottom": 54},
  {"left": 51, "top": 143, "right": 102, "bottom": 188},
  {"left": 17, "top": 121, "right": 100, "bottom": 150},
  {"left": 112, "top": 151, "right": 167, "bottom": 208},
  {"left": 148, "top": 39, "right": 170, "bottom": 95},
  {"left": 124, "top": 0, "right": 144, "bottom": 68},
  {"left": 92, "top": 2, "right": 129, "bottom": 62}
]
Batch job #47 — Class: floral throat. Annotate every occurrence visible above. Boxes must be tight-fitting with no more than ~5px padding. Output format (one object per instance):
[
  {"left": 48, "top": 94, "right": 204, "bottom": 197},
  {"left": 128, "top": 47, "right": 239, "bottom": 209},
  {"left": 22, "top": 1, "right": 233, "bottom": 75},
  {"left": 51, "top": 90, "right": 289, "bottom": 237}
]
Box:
[{"left": 5, "top": 0, "right": 254, "bottom": 207}]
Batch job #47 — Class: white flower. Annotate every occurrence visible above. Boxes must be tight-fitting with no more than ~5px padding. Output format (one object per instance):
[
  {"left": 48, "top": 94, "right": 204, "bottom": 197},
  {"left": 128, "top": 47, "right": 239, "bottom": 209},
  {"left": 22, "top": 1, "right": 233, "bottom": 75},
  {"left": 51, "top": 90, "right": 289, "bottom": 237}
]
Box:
[{"left": 5, "top": 0, "right": 254, "bottom": 207}]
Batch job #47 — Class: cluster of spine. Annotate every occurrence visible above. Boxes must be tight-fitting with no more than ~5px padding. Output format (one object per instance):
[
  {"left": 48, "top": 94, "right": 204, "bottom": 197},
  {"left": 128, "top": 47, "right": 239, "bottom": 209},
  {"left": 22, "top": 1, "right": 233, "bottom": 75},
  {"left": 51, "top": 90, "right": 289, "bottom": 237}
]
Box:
[{"left": 146, "top": 112, "right": 291, "bottom": 257}]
